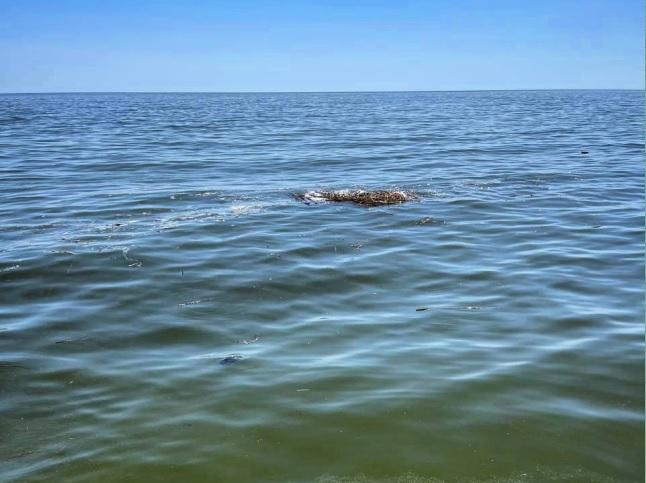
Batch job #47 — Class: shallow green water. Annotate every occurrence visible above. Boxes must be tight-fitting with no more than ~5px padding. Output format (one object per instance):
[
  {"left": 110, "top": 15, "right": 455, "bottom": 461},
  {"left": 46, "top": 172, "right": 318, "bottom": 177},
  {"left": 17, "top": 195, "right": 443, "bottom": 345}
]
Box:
[{"left": 0, "top": 91, "right": 643, "bottom": 482}]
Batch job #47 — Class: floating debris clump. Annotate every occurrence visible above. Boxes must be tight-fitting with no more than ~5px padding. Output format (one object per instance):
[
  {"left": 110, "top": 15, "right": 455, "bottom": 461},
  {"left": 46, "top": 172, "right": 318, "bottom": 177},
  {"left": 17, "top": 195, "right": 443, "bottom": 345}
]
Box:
[
  {"left": 295, "top": 190, "right": 414, "bottom": 206},
  {"left": 220, "top": 355, "right": 243, "bottom": 365},
  {"left": 416, "top": 216, "right": 444, "bottom": 225}
]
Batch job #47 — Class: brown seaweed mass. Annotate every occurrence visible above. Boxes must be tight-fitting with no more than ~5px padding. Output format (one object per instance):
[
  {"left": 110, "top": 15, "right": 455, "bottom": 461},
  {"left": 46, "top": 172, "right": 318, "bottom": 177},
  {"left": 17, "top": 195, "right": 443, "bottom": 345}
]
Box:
[{"left": 296, "top": 190, "right": 413, "bottom": 206}]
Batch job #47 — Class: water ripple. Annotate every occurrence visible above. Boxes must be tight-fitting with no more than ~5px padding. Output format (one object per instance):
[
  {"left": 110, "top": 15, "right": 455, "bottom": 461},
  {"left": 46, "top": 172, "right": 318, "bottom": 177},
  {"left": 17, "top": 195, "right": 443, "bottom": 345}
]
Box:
[{"left": 0, "top": 91, "right": 642, "bottom": 483}]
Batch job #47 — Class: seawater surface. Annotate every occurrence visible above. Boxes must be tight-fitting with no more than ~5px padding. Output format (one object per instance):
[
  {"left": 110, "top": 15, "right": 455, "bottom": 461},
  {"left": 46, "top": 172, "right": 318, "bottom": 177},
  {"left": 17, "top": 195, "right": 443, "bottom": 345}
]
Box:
[{"left": 0, "top": 91, "right": 643, "bottom": 482}]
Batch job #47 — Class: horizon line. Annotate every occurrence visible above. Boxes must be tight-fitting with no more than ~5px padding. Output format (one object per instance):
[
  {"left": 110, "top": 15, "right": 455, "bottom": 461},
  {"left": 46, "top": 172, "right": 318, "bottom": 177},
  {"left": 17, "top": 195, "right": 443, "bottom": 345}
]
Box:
[{"left": 0, "top": 88, "right": 643, "bottom": 95}]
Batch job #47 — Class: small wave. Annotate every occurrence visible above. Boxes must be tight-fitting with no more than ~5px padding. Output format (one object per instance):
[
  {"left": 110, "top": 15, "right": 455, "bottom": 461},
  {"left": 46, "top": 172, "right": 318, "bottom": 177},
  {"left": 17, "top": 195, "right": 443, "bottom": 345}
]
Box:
[
  {"left": 228, "top": 202, "right": 265, "bottom": 216},
  {"left": 297, "top": 191, "right": 330, "bottom": 204}
]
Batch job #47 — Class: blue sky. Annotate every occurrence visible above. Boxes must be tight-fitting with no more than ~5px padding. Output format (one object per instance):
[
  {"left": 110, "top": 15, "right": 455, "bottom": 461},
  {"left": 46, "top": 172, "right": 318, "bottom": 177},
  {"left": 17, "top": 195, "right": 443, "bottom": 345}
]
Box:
[{"left": 0, "top": 0, "right": 643, "bottom": 92}]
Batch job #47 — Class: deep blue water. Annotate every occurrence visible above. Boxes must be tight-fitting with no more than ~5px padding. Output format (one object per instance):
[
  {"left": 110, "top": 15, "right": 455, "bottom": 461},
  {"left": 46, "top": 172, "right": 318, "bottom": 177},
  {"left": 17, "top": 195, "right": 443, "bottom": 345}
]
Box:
[{"left": 0, "top": 91, "right": 643, "bottom": 482}]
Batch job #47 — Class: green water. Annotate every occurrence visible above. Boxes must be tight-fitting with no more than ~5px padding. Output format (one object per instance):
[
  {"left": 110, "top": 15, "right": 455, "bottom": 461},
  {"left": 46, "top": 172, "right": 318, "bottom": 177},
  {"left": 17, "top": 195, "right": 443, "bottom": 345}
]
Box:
[{"left": 0, "top": 91, "right": 643, "bottom": 482}]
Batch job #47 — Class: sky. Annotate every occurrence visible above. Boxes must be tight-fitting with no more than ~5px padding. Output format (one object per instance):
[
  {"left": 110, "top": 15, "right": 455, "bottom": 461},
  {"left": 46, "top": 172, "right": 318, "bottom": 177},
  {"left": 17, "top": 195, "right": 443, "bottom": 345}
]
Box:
[{"left": 0, "top": 0, "right": 643, "bottom": 92}]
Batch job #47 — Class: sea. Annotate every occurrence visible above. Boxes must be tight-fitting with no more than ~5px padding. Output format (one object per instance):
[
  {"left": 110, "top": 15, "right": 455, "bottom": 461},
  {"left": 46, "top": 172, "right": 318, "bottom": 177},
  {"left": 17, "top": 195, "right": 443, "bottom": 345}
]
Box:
[{"left": 0, "top": 90, "right": 643, "bottom": 482}]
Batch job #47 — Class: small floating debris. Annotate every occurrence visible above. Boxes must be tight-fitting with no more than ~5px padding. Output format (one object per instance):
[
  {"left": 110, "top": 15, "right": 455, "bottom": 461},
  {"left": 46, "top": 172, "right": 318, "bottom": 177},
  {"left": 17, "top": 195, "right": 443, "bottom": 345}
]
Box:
[
  {"left": 240, "top": 335, "right": 260, "bottom": 345},
  {"left": 0, "top": 265, "right": 20, "bottom": 273},
  {"left": 178, "top": 299, "right": 201, "bottom": 307},
  {"left": 219, "top": 355, "right": 243, "bottom": 365},
  {"left": 580, "top": 150, "right": 589, "bottom": 154},
  {"left": 295, "top": 190, "right": 414, "bottom": 206},
  {"left": 416, "top": 305, "right": 483, "bottom": 312},
  {"left": 416, "top": 217, "right": 443, "bottom": 225},
  {"left": 178, "top": 296, "right": 216, "bottom": 307},
  {"left": 55, "top": 337, "right": 90, "bottom": 345}
]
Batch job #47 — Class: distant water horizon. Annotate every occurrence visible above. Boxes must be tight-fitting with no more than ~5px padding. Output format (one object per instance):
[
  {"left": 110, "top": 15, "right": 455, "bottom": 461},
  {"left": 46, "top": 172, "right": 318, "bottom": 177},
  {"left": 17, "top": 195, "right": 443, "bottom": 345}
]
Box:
[
  {"left": 1, "top": 87, "right": 644, "bottom": 95},
  {"left": 0, "top": 90, "right": 643, "bottom": 482}
]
